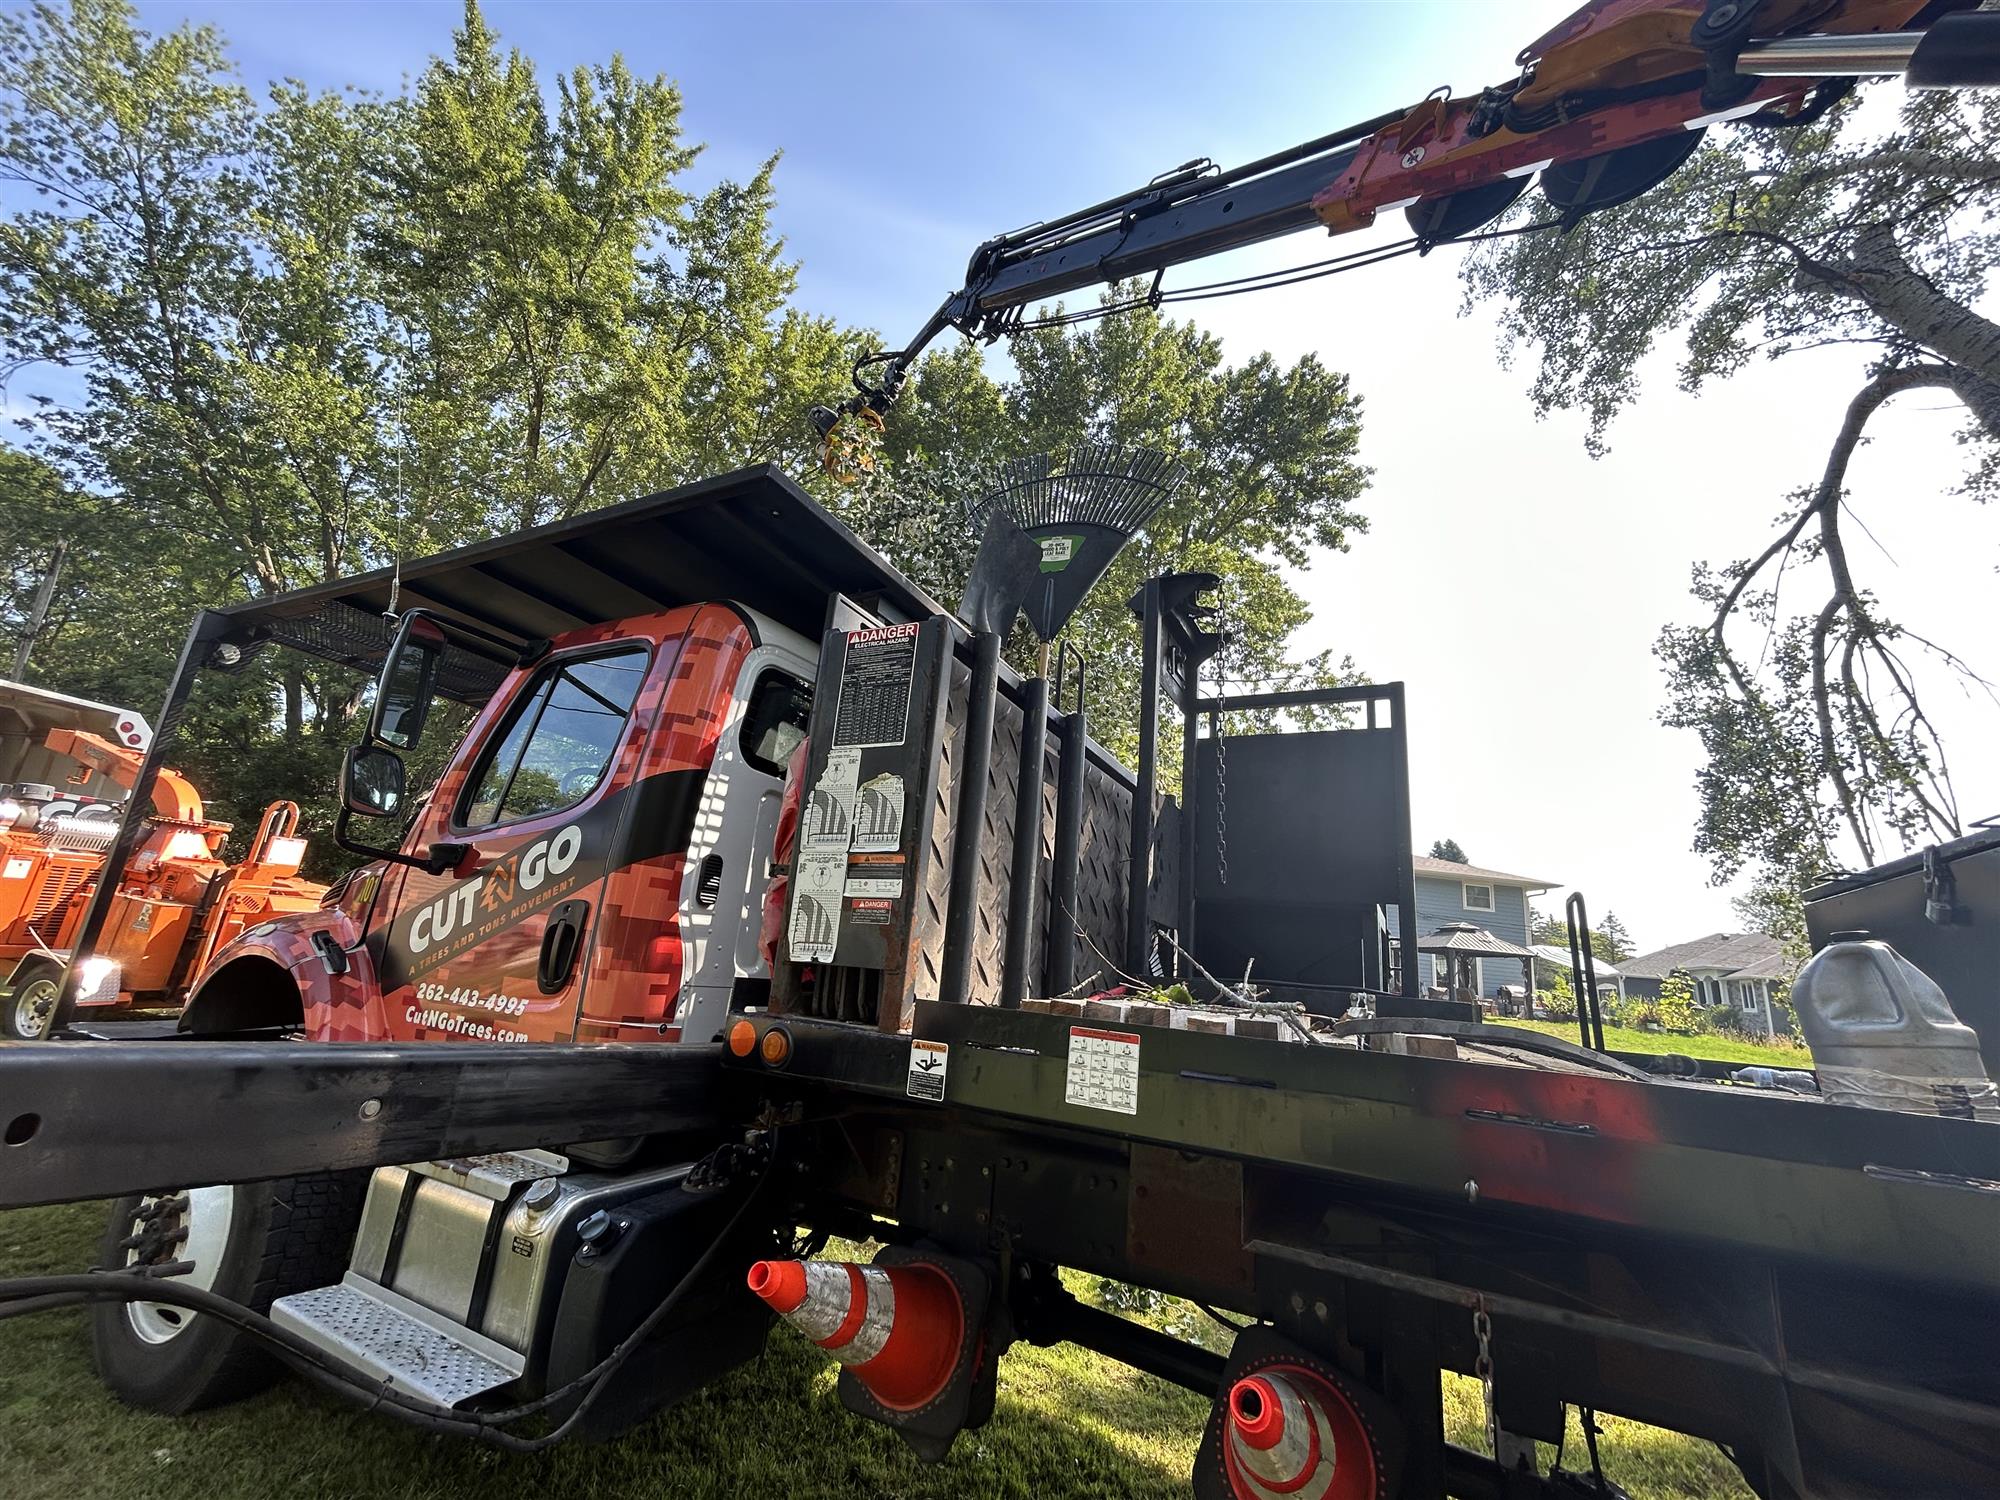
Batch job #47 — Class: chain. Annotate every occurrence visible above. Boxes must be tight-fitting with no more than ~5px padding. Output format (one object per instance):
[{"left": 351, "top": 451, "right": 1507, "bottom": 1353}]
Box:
[
  {"left": 1213, "top": 714, "right": 1229, "bottom": 887},
  {"left": 1472, "top": 1296, "right": 1497, "bottom": 1457}
]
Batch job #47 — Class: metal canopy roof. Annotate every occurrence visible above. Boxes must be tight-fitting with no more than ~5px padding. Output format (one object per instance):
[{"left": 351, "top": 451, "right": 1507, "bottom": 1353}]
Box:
[
  {"left": 1415, "top": 922, "right": 1535, "bottom": 960},
  {"left": 210, "top": 465, "right": 949, "bottom": 701}
]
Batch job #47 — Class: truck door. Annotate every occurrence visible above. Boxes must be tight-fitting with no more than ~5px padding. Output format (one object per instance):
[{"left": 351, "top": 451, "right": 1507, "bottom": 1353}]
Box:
[
  {"left": 570, "top": 613, "right": 808, "bottom": 1042},
  {"left": 374, "top": 642, "right": 655, "bottom": 1042}
]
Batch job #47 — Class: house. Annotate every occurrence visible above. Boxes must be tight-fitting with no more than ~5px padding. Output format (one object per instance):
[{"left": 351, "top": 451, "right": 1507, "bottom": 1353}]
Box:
[
  {"left": 1387, "top": 857, "right": 1557, "bottom": 996},
  {"left": 1619, "top": 932, "right": 1793, "bottom": 1033}
]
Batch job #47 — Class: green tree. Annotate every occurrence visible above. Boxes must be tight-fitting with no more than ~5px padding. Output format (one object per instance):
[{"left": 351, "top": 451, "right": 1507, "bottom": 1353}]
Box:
[
  {"left": 0, "top": 1, "right": 861, "bottom": 861},
  {"left": 1428, "top": 838, "right": 1468, "bottom": 863},
  {"left": 1595, "top": 909, "right": 1634, "bottom": 964},
  {"left": 1462, "top": 90, "right": 2000, "bottom": 895},
  {"left": 1528, "top": 905, "right": 1628, "bottom": 965},
  {"left": 849, "top": 287, "right": 1373, "bottom": 764}
]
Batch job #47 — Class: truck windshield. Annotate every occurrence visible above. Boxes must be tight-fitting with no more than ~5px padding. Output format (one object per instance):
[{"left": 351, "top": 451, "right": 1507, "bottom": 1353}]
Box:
[{"left": 459, "top": 647, "right": 649, "bottom": 829}]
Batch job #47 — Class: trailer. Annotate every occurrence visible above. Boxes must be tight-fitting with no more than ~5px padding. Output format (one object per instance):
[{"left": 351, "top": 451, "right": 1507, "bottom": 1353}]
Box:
[{"left": 1, "top": 465, "right": 1995, "bottom": 1500}]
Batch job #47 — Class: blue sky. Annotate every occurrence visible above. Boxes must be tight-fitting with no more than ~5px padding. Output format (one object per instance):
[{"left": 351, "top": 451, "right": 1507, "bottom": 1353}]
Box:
[
  {"left": 99, "top": 2, "right": 2000, "bottom": 945},
  {"left": 145, "top": 1, "right": 1536, "bottom": 339}
]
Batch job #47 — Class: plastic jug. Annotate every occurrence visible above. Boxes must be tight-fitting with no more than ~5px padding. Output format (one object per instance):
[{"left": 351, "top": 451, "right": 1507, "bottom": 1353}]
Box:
[{"left": 1791, "top": 933, "right": 1997, "bottom": 1119}]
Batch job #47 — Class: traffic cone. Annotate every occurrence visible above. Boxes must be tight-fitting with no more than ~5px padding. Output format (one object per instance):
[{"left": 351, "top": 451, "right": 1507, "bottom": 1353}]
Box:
[
  {"left": 748, "top": 1257, "right": 966, "bottom": 1411},
  {"left": 1223, "top": 1367, "right": 1375, "bottom": 1500}
]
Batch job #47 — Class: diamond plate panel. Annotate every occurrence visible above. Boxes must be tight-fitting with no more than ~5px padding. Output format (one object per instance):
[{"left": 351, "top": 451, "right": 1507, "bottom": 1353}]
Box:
[
  {"left": 913, "top": 658, "right": 1135, "bottom": 1009},
  {"left": 271, "top": 1274, "right": 525, "bottom": 1408}
]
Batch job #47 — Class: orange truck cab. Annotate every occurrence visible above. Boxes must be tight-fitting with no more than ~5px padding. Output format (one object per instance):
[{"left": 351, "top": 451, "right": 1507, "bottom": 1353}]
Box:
[{"left": 159, "top": 467, "right": 940, "bottom": 1049}]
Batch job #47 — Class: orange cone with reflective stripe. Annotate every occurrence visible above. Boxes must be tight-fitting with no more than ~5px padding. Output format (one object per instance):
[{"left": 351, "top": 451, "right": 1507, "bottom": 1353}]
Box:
[
  {"left": 748, "top": 1257, "right": 966, "bottom": 1411},
  {"left": 1222, "top": 1367, "right": 1376, "bottom": 1499}
]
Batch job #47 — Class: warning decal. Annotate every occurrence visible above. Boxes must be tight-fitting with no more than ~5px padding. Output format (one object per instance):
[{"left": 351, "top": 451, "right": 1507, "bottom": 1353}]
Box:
[
  {"left": 1064, "top": 1026, "right": 1140, "bottom": 1115},
  {"left": 907, "top": 1038, "right": 950, "bottom": 1101},
  {"left": 833, "top": 624, "right": 919, "bottom": 748}
]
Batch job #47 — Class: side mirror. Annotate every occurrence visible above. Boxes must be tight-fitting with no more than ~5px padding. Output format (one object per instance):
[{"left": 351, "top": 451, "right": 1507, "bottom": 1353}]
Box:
[
  {"left": 341, "top": 744, "right": 407, "bottom": 819},
  {"left": 369, "top": 611, "right": 448, "bottom": 750}
]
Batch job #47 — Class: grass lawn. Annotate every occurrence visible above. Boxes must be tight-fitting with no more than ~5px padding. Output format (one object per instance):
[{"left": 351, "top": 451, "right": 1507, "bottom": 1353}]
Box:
[
  {"left": 1492, "top": 1016, "right": 1811, "bottom": 1068},
  {"left": 0, "top": 1200, "right": 1750, "bottom": 1499}
]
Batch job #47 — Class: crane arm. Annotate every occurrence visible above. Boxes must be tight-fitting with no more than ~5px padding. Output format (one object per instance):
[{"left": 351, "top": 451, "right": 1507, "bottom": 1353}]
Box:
[{"left": 814, "top": 0, "right": 1999, "bottom": 458}]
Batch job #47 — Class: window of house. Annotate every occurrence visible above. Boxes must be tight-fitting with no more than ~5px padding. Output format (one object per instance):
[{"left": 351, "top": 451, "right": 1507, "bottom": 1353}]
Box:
[
  {"left": 1462, "top": 883, "right": 1494, "bottom": 913},
  {"left": 739, "top": 670, "right": 813, "bottom": 778},
  {"left": 459, "top": 646, "right": 650, "bottom": 830}
]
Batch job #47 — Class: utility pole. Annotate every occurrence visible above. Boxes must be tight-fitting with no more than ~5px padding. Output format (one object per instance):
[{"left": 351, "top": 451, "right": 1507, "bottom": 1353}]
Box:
[{"left": 10, "top": 537, "right": 68, "bottom": 680}]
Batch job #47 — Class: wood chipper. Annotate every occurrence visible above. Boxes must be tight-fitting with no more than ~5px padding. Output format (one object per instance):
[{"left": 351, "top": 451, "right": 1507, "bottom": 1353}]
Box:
[{"left": 0, "top": 684, "right": 326, "bottom": 1039}]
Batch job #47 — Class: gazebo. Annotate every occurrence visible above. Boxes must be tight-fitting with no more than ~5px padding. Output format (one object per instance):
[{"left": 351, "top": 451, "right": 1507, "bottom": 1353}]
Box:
[{"left": 1416, "top": 921, "right": 1536, "bottom": 1001}]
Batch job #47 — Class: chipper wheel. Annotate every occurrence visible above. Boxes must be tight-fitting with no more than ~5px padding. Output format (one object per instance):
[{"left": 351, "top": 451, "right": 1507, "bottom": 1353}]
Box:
[
  {"left": 1, "top": 958, "right": 63, "bottom": 1041},
  {"left": 91, "top": 1173, "right": 366, "bottom": 1414}
]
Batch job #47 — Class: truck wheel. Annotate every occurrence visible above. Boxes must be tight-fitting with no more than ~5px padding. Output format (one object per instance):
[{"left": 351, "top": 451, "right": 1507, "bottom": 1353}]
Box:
[
  {"left": 90, "top": 1172, "right": 366, "bottom": 1414},
  {"left": 1, "top": 963, "right": 62, "bottom": 1041}
]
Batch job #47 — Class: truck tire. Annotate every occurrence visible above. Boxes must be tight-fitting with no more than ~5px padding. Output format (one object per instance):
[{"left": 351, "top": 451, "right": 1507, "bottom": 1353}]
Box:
[
  {"left": 1, "top": 959, "right": 62, "bottom": 1041},
  {"left": 90, "top": 1171, "right": 366, "bottom": 1414}
]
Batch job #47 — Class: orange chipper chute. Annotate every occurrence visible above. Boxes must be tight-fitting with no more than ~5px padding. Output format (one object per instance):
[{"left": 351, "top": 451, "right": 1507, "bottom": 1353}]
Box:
[
  {"left": 748, "top": 1257, "right": 965, "bottom": 1411},
  {"left": 1221, "top": 1366, "right": 1381, "bottom": 1500}
]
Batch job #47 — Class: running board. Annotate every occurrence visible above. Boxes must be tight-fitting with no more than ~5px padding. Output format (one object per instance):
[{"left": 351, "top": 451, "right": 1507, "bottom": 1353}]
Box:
[
  {"left": 272, "top": 1272, "right": 526, "bottom": 1408},
  {"left": 0, "top": 1039, "right": 728, "bottom": 1208}
]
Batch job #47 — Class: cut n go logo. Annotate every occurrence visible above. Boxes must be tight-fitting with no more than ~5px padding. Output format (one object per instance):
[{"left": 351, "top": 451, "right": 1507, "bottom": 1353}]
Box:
[{"left": 407, "top": 823, "right": 584, "bottom": 956}]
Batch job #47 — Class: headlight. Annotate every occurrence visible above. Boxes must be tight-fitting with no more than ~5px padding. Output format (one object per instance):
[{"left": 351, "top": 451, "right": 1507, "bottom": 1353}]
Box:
[{"left": 162, "top": 829, "right": 215, "bottom": 862}]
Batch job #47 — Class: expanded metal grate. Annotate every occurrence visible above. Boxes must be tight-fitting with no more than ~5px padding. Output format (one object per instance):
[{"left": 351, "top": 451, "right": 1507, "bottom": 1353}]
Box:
[{"left": 214, "top": 601, "right": 511, "bottom": 705}]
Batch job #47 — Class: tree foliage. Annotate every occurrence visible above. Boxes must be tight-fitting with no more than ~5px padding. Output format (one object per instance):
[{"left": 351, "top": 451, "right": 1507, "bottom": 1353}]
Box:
[
  {"left": 1427, "top": 837, "right": 1469, "bottom": 863},
  {"left": 1463, "top": 90, "right": 2000, "bottom": 893},
  {"left": 0, "top": 0, "right": 857, "bottom": 850},
  {"left": 838, "top": 287, "right": 1372, "bottom": 764},
  {"left": 1528, "top": 905, "right": 1630, "bottom": 965},
  {"left": 0, "top": 3, "right": 1371, "bottom": 859}
]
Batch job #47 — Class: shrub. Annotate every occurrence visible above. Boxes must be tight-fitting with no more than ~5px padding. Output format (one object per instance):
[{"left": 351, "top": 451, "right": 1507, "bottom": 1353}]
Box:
[
  {"left": 1656, "top": 991, "right": 1702, "bottom": 1035},
  {"left": 1651, "top": 970, "right": 1701, "bottom": 1034},
  {"left": 1707, "top": 1004, "right": 1742, "bottom": 1035},
  {"left": 1539, "top": 988, "right": 1578, "bottom": 1021},
  {"left": 1624, "top": 998, "right": 1661, "bottom": 1029}
]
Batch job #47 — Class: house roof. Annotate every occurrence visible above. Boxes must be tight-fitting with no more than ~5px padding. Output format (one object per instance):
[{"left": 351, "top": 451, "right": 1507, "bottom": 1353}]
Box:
[
  {"left": 1528, "top": 943, "right": 1622, "bottom": 978},
  {"left": 1416, "top": 922, "right": 1536, "bottom": 959},
  {"left": 1619, "top": 932, "right": 1792, "bottom": 983},
  {"left": 1412, "top": 856, "right": 1560, "bottom": 891}
]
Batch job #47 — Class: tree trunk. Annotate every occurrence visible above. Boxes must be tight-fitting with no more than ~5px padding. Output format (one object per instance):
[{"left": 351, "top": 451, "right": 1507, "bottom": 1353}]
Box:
[
  {"left": 284, "top": 664, "right": 304, "bottom": 743},
  {"left": 1824, "top": 225, "right": 2000, "bottom": 426}
]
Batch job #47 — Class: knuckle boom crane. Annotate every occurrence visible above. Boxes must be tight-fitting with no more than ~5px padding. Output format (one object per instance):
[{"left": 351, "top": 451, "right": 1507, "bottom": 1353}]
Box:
[
  {"left": 4, "top": 3, "right": 2000, "bottom": 1498},
  {"left": 812, "top": 0, "right": 2000, "bottom": 466}
]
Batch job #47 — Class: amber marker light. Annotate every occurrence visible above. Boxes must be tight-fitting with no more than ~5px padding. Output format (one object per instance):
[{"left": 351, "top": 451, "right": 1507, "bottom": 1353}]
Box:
[
  {"left": 759, "top": 1027, "right": 793, "bottom": 1068},
  {"left": 727, "top": 1019, "right": 758, "bottom": 1058}
]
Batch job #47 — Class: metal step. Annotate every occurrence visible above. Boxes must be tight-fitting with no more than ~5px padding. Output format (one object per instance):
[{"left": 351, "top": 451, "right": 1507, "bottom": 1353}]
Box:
[
  {"left": 410, "top": 1148, "right": 568, "bottom": 1202},
  {"left": 271, "top": 1272, "right": 526, "bottom": 1408}
]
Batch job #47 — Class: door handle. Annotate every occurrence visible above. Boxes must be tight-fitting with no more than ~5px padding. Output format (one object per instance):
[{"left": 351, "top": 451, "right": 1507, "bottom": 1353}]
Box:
[{"left": 537, "top": 899, "right": 590, "bottom": 994}]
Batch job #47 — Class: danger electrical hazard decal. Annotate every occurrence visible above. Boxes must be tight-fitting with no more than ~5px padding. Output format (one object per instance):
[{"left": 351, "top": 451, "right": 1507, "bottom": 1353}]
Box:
[{"left": 907, "top": 1038, "right": 949, "bottom": 1101}]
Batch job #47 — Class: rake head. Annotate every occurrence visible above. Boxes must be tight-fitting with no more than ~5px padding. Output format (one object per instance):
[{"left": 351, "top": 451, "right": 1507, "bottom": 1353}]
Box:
[{"left": 965, "top": 444, "right": 1185, "bottom": 643}]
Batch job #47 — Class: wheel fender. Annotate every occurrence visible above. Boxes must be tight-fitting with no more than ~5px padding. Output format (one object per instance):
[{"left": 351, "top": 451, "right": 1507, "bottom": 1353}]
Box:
[{"left": 179, "top": 908, "right": 362, "bottom": 1035}]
